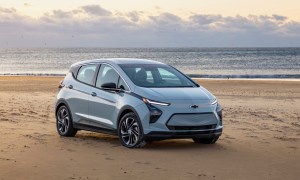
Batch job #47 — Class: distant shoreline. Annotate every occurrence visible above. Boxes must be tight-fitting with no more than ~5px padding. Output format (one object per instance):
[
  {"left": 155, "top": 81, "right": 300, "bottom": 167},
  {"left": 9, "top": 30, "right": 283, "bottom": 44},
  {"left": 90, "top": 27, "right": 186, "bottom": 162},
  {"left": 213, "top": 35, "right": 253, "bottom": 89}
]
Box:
[
  {"left": 0, "top": 73, "right": 66, "bottom": 77},
  {"left": 1, "top": 47, "right": 299, "bottom": 79},
  {"left": 0, "top": 73, "right": 299, "bottom": 80}
]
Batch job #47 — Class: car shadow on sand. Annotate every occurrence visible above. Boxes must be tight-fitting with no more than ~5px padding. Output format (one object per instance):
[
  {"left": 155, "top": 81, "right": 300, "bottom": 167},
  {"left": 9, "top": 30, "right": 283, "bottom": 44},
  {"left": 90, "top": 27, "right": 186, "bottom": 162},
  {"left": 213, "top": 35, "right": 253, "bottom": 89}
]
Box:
[
  {"left": 143, "top": 139, "right": 227, "bottom": 151},
  {"left": 70, "top": 131, "right": 227, "bottom": 151}
]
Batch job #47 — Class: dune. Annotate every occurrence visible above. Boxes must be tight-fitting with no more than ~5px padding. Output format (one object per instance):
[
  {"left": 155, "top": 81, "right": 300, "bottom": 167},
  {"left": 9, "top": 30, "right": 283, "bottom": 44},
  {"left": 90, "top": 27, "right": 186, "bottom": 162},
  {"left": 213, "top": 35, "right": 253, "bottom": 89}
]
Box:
[{"left": 0, "top": 76, "right": 299, "bottom": 179}]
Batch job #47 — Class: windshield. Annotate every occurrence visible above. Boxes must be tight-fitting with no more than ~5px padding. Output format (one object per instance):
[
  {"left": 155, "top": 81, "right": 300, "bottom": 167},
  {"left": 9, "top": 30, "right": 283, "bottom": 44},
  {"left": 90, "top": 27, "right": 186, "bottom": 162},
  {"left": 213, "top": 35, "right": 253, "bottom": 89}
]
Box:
[{"left": 120, "top": 64, "right": 198, "bottom": 88}]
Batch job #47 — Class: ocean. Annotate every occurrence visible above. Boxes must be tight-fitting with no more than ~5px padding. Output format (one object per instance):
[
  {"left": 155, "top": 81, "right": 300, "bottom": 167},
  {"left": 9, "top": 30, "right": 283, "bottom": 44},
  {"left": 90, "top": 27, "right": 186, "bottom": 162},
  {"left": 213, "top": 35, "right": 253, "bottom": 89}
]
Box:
[{"left": 0, "top": 47, "right": 300, "bottom": 78}]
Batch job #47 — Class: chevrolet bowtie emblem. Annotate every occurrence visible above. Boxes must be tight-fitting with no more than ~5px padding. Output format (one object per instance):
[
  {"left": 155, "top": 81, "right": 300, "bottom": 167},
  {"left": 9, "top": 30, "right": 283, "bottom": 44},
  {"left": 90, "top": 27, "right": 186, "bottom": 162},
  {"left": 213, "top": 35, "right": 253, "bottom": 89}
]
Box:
[{"left": 190, "top": 105, "right": 199, "bottom": 109}]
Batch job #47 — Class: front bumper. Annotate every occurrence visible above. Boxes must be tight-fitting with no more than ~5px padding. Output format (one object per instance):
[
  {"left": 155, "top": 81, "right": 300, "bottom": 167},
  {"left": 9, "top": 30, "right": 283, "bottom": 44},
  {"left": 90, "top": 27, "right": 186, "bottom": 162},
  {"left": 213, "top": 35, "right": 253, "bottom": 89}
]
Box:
[
  {"left": 144, "top": 128, "right": 222, "bottom": 140},
  {"left": 135, "top": 100, "right": 223, "bottom": 139}
]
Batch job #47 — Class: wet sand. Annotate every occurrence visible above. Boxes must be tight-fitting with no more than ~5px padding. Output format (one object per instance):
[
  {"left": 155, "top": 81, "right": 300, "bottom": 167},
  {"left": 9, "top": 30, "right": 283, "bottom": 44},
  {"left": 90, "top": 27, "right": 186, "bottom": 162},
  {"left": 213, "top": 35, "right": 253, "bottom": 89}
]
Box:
[{"left": 0, "top": 76, "right": 299, "bottom": 180}]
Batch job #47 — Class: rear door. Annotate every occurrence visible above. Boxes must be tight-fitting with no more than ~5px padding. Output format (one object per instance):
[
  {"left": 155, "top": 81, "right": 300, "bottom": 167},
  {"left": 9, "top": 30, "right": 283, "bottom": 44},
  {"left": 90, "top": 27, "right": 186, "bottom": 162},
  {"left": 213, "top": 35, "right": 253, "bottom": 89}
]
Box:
[{"left": 66, "top": 64, "right": 97, "bottom": 125}]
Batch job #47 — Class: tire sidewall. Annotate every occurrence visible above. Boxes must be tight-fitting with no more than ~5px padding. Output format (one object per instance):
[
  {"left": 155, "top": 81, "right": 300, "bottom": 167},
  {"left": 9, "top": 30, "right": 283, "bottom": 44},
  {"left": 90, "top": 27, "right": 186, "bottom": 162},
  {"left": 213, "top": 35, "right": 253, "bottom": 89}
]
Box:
[
  {"left": 118, "top": 112, "right": 145, "bottom": 148},
  {"left": 56, "top": 105, "right": 74, "bottom": 136}
]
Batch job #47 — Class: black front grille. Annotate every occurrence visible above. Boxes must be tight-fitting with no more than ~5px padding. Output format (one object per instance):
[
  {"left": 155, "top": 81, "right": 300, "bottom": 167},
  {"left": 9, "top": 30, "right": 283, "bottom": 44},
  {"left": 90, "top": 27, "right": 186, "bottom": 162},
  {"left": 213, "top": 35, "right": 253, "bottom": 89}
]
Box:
[{"left": 167, "top": 124, "right": 217, "bottom": 130}]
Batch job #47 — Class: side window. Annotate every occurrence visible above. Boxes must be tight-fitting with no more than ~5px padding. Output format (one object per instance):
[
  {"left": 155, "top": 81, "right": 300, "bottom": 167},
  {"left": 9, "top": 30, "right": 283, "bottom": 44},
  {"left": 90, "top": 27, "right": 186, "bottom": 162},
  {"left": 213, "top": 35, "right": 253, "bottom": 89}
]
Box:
[
  {"left": 76, "top": 64, "right": 97, "bottom": 85},
  {"left": 118, "top": 77, "right": 129, "bottom": 91},
  {"left": 96, "top": 64, "right": 119, "bottom": 88}
]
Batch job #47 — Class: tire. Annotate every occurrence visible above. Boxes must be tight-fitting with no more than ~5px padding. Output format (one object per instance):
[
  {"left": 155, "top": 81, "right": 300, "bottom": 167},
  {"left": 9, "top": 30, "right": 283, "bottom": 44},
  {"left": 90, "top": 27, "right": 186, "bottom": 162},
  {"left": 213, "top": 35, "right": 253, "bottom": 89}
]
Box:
[
  {"left": 193, "top": 136, "right": 219, "bottom": 144},
  {"left": 56, "top": 105, "right": 77, "bottom": 137},
  {"left": 118, "top": 112, "right": 146, "bottom": 148}
]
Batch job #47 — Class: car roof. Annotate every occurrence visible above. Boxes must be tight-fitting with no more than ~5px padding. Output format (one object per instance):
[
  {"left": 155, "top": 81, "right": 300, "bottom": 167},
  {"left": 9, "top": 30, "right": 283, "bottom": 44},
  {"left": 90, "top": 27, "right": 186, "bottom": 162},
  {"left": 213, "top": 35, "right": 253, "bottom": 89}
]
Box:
[{"left": 71, "top": 58, "right": 164, "bottom": 67}]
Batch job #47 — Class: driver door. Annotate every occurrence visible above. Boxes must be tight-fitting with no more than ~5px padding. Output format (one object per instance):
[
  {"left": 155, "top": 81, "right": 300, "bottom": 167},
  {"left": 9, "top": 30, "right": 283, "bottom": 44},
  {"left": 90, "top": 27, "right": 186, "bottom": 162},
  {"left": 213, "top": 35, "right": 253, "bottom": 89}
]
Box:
[{"left": 88, "top": 64, "right": 120, "bottom": 129}]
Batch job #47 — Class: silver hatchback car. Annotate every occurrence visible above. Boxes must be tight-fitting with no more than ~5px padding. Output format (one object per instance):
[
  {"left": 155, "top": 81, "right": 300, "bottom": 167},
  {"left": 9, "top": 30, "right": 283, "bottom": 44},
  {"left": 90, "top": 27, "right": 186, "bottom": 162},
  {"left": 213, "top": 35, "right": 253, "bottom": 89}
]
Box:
[{"left": 55, "top": 58, "right": 222, "bottom": 148}]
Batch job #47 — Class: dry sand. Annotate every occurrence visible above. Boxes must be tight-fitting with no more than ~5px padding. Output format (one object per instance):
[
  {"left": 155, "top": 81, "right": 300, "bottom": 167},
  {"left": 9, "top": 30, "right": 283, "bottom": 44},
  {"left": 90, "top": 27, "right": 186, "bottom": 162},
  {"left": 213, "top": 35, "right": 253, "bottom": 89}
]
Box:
[{"left": 0, "top": 76, "right": 299, "bottom": 180}]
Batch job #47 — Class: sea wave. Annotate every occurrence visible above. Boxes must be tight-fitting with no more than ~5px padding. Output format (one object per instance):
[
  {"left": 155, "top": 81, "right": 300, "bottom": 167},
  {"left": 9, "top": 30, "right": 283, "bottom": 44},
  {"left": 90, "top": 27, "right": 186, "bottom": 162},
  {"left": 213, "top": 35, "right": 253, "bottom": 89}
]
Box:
[{"left": 187, "top": 74, "right": 300, "bottom": 79}]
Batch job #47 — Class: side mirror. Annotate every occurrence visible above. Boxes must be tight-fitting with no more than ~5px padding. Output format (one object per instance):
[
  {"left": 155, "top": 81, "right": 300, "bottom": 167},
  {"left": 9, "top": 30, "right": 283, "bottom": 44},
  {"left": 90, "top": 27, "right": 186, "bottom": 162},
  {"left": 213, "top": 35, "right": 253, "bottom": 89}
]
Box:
[{"left": 101, "top": 82, "right": 117, "bottom": 89}]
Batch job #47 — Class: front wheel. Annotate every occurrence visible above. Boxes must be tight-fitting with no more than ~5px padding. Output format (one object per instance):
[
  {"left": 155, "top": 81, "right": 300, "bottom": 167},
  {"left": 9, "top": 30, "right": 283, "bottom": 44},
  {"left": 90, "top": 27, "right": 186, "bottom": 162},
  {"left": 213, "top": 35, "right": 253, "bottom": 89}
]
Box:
[
  {"left": 118, "top": 112, "right": 146, "bottom": 148},
  {"left": 56, "top": 105, "right": 77, "bottom": 137},
  {"left": 193, "top": 136, "right": 219, "bottom": 144}
]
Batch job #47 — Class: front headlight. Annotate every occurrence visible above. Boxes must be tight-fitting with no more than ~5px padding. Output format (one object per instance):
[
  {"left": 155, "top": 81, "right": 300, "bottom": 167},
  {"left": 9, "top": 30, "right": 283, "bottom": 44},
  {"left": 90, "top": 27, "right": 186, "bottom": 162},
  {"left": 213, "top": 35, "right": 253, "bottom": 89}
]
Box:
[
  {"left": 216, "top": 103, "right": 222, "bottom": 112},
  {"left": 211, "top": 98, "right": 218, "bottom": 105},
  {"left": 142, "top": 98, "right": 170, "bottom": 106},
  {"left": 216, "top": 103, "right": 222, "bottom": 123},
  {"left": 142, "top": 98, "right": 169, "bottom": 123}
]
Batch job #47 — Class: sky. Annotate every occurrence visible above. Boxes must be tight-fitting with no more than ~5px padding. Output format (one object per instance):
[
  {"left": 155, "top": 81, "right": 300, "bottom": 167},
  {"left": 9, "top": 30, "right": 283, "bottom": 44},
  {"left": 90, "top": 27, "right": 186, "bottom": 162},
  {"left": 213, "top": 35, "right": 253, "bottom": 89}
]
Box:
[{"left": 1, "top": 0, "right": 300, "bottom": 47}]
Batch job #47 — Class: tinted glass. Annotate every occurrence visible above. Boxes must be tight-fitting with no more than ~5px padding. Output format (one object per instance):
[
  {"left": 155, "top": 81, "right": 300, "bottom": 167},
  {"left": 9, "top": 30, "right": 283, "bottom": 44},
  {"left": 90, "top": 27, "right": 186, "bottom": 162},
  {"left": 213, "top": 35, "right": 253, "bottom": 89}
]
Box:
[
  {"left": 120, "top": 64, "right": 197, "bottom": 87},
  {"left": 96, "top": 64, "right": 119, "bottom": 88},
  {"left": 158, "top": 68, "right": 181, "bottom": 85},
  {"left": 77, "top": 64, "right": 97, "bottom": 85}
]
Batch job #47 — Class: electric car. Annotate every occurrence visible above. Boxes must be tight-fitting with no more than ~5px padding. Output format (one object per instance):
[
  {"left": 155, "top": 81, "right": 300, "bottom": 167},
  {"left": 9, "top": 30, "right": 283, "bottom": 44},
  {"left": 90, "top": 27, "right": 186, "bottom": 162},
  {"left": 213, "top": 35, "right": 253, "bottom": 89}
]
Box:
[{"left": 55, "top": 58, "right": 222, "bottom": 148}]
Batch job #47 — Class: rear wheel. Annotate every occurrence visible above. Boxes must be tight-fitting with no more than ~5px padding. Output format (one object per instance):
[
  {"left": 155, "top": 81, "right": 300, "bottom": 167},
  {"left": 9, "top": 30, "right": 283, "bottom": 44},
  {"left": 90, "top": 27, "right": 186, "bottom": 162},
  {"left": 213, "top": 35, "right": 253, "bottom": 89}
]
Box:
[
  {"left": 56, "top": 105, "right": 77, "bottom": 137},
  {"left": 193, "top": 136, "right": 219, "bottom": 144},
  {"left": 118, "top": 112, "right": 146, "bottom": 148}
]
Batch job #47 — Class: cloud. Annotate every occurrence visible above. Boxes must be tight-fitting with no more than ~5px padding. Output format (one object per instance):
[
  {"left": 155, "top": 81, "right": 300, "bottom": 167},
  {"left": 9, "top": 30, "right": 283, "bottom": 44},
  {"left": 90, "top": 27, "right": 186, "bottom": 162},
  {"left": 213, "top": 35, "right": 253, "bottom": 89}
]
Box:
[
  {"left": 0, "top": 7, "right": 16, "bottom": 14},
  {"left": 272, "top": 14, "right": 287, "bottom": 21},
  {"left": 24, "top": 3, "right": 31, "bottom": 7},
  {"left": 80, "top": 5, "right": 112, "bottom": 16},
  {"left": 190, "top": 14, "right": 223, "bottom": 25},
  {"left": 126, "top": 11, "right": 142, "bottom": 22},
  {"left": 1, "top": 5, "right": 300, "bottom": 47},
  {"left": 147, "top": 13, "right": 184, "bottom": 32},
  {"left": 149, "top": 12, "right": 182, "bottom": 24},
  {"left": 51, "top": 10, "right": 72, "bottom": 19}
]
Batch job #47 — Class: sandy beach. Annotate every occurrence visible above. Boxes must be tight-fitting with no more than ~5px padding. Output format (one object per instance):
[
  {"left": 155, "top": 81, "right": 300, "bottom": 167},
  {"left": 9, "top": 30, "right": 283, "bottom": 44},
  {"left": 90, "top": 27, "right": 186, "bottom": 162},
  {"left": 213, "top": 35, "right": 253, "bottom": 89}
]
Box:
[{"left": 0, "top": 76, "right": 299, "bottom": 180}]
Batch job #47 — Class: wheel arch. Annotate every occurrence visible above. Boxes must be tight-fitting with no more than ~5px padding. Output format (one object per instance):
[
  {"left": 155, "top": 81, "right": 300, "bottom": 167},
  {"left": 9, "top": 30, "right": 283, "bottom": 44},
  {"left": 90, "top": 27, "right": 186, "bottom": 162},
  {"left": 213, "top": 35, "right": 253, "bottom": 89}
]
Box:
[
  {"left": 117, "top": 105, "right": 142, "bottom": 128},
  {"left": 55, "top": 99, "right": 68, "bottom": 113},
  {"left": 55, "top": 99, "right": 73, "bottom": 118}
]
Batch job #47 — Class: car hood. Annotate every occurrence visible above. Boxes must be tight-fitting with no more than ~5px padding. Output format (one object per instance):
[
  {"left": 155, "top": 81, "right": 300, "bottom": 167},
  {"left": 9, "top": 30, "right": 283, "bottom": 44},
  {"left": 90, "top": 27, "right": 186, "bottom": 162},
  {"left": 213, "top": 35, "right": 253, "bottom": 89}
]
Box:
[{"left": 134, "top": 86, "right": 215, "bottom": 101}]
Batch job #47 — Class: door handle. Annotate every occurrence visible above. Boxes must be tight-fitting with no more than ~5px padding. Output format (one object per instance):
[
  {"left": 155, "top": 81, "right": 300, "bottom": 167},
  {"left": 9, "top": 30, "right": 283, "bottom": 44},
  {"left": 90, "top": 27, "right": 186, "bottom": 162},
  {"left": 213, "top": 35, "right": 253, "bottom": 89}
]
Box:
[
  {"left": 68, "top": 85, "right": 73, "bottom": 89},
  {"left": 91, "top": 92, "right": 97, "bottom": 97}
]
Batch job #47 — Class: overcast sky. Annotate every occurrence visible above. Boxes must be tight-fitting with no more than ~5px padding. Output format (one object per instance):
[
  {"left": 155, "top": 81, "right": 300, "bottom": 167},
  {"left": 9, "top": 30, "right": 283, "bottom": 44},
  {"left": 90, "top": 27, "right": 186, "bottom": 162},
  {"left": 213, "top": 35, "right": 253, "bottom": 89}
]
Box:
[{"left": 1, "top": 0, "right": 300, "bottom": 47}]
